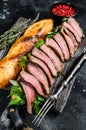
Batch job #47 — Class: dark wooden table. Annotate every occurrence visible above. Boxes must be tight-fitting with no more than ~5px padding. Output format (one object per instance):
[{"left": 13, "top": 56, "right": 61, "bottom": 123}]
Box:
[{"left": 0, "top": 0, "right": 86, "bottom": 130}]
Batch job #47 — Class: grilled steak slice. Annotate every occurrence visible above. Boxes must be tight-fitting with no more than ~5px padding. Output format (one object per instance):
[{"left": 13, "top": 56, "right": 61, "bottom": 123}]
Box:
[
  {"left": 40, "top": 44, "right": 64, "bottom": 72},
  {"left": 32, "top": 48, "right": 57, "bottom": 77},
  {"left": 54, "top": 33, "right": 70, "bottom": 60},
  {"left": 68, "top": 17, "right": 84, "bottom": 38},
  {"left": 20, "top": 82, "right": 35, "bottom": 114},
  {"left": 63, "top": 22, "right": 81, "bottom": 43},
  {"left": 46, "top": 38, "right": 64, "bottom": 61},
  {"left": 62, "top": 26, "right": 78, "bottom": 47},
  {"left": 61, "top": 28, "right": 75, "bottom": 57},
  {"left": 29, "top": 55, "right": 54, "bottom": 86},
  {"left": 27, "top": 63, "right": 50, "bottom": 95},
  {"left": 20, "top": 71, "right": 45, "bottom": 96}
]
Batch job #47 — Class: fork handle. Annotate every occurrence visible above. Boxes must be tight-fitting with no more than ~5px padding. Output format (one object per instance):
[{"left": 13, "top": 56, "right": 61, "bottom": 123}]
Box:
[
  {"left": 53, "top": 54, "right": 86, "bottom": 100},
  {"left": 64, "top": 54, "right": 86, "bottom": 86}
]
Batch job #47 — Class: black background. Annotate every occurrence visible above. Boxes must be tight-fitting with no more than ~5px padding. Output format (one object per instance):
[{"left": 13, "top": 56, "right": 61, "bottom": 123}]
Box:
[{"left": 0, "top": 0, "right": 86, "bottom": 130}]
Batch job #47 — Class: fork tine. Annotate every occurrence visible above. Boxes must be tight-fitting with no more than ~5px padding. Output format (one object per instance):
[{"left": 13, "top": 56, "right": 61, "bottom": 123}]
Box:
[
  {"left": 34, "top": 100, "right": 53, "bottom": 126},
  {"left": 33, "top": 99, "right": 53, "bottom": 125},
  {"left": 32, "top": 98, "right": 50, "bottom": 123},
  {"left": 37, "top": 102, "right": 54, "bottom": 127},
  {"left": 33, "top": 98, "right": 54, "bottom": 126}
]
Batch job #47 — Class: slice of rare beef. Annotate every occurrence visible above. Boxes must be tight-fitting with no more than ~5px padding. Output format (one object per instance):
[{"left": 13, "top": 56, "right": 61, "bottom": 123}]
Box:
[
  {"left": 20, "top": 82, "right": 35, "bottom": 114},
  {"left": 62, "top": 26, "right": 78, "bottom": 47},
  {"left": 29, "top": 55, "right": 54, "bottom": 86},
  {"left": 46, "top": 38, "right": 64, "bottom": 62},
  {"left": 40, "top": 44, "right": 64, "bottom": 72},
  {"left": 63, "top": 22, "right": 81, "bottom": 43},
  {"left": 61, "top": 28, "right": 75, "bottom": 57},
  {"left": 67, "top": 17, "right": 84, "bottom": 38},
  {"left": 27, "top": 63, "right": 50, "bottom": 95},
  {"left": 53, "top": 33, "right": 70, "bottom": 61},
  {"left": 32, "top": 48, "right": 57, "bottom": 77},
  {"left": 20, "top": 71, "right": 45, "bottom": 96}
]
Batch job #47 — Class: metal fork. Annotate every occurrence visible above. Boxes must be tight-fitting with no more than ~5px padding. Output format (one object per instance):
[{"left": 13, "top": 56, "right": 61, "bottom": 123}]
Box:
[{"left": 32, "top": 53, "right": 86, "bottom": 127}]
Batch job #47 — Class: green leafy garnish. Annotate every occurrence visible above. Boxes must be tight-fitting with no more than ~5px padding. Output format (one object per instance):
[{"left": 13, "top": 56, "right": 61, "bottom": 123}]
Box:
[
  {"left": 47, "top": 31, "right": 55, "bottom": 38},
  {"left": 47, "top": 26, "right": 60, "bottom": 38},
  {"left": 62, "top": 17, "right": 68, "bottom": 22},
  {"left": 35, "top": 39, "right": 45, "bottom": 48},
  {"left": 19, "top": 56, "right": 28, "bottom": 68},
  {"left": 33, "top": 94, "right": 45, "bottom": 114},
  {"left": 10, "top": 80, "right": 20, "bottom": 86},
  {"left": 9, "top": 93, "right": 26, "bottom": 106},
  {"left": 27, "top": 52, "right": 32, "bottom": 57},
  {"left": 54, "top": 26, "right": 60, "bottom": 33},
  {"left": 9, "top": 80, "right": 26, "bottom": 106}
]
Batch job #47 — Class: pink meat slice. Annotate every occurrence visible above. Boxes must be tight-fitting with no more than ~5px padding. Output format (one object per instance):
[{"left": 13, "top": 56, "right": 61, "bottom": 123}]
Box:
[
  {"left": 61, "top": 28, "right": 75, "bottom": 57},
  {"left": 29, "top": 55, "right": 54, "bottom": 86},
  {"left": 54, "top": 33, "right": 70, "bottom": 60},
  {"left": 68, "top": 17, "right": 84, "bottom": 38},
  {"left": 20, "top": 82, "right": 35, "bottom": 114},
  {"left": 62, "top": 26, "right": 78, "bottom": 47},
  {"left": 46, "top": 38, "right": 64, "bottom": 62},
  {"left": 32, "top": 48, "right": 57, "bottom": 77},
  {"left": 40, "top": 44, "right": 64, "bottom": 72},
  {"left": 27, "top": 63, "right": 50, "bottom": 95},
  {"left": 63, "top": 22, "right": 81, "bottom": 43},
  {"left": 20, "top": 71, "right": 45, "bottom": 96}
]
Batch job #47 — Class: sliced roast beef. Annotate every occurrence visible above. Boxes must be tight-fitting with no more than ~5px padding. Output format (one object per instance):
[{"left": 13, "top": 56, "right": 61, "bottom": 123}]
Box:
[
  {"left": 68, "top": 17, "right": 84, "bottom": 38},
  {"left": 46, "top": 38, "right": 64, "bottom": 62},
  {"left": 20, "top": 82, "right": 35, "bottom": 114},
  {"left": 32, "top": 48, "right": 57, "bottom": 77},
  {"left": 29, "top": 55, "right": 54, "bottom": 86},
  {"left": 53, "top": 33, "right": 70, "bottom": 60},
  {"left": 63, "top": 22, "right": 81, "bottom": 43},
  {"left": 27, "top": 63, "right": 50, "bottom": 95},
  {"left": 20, "top": 71, "right": 45, "bottom": 96},
  {"left": 61, "top": 28, "right": 75, "bottom": 57},
  {"left": 62, "top": 26, "right": 78, "bottom": 47},
  {"left": 40, "top": 44, "right": 64, "bottom": 72}
]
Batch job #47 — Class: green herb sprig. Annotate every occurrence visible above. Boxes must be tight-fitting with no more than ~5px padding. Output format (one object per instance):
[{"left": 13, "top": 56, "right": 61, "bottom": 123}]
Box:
[{"left": 0, "top": 14, "right": 39, "bottom": 49}]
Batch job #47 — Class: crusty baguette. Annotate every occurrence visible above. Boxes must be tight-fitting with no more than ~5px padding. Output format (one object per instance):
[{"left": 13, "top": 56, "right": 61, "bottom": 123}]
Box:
[
  {"left": 24, "top": 19, "right": 53, "bottom": 37},
  {"left": 0, "top": 19, "right": 53, "bottom": 88}
]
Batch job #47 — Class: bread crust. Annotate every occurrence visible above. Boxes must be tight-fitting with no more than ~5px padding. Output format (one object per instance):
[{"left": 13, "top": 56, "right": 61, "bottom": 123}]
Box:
[{"left": 0, "top": 19, "right": 53, "bottom": 88}]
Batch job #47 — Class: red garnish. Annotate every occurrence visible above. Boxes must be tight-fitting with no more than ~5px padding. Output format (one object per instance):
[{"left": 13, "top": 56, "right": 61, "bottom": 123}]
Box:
[{"left": 51, "top": 4, "right": 76, "bottom": 17}]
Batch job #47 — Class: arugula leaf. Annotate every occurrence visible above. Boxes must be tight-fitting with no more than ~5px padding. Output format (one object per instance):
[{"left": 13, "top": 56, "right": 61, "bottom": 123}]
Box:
[
  {"left": 19, "top": 56, "right": 28, "bottom": 68},
  {"left": 9, "top": 85, "right": 23, "bottom": 96},
  {"left": 37, "top": 94, "right": 45, "bottom": 102},
  {"left": 62, "top": 17, "right": 68, "bottom": 22},
  {"left": 47, "top": 31, "right": 55, "bottom": 38},
  {"left": 27, "top": 52, "right": 32, "bottom": 57},
  {"left": 35, "top": 39, "right": 45, "bottom": 48},
  {"left": 33, "top": 94, "right": 45, "bottom": 114},
  {"left": 10, "top": 80, "right": 20, "bottom": 86},
  {"left": 9, "top": 80, "right": 26, "bottom": 106},
  {"left": 47, "top": 26, "right": 60, "bottom": 38},
  {"left": 9, "top": 93, "right": 26, "bottom": 106}
]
